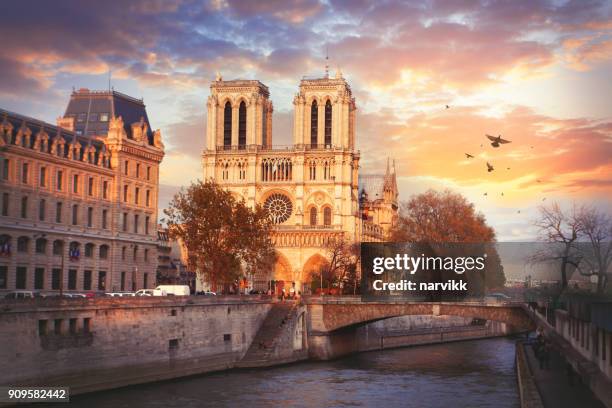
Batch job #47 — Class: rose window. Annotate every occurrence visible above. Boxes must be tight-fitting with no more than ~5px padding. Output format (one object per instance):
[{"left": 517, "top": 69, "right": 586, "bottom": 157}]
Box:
[{"left": 264, "top": 193, "right": 293, "bottom": 224}]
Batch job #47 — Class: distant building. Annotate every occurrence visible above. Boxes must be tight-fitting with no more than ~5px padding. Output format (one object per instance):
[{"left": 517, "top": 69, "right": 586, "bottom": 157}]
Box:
[
  {"left": 156, "top": 227, "right": 196, "bottom": 290},
  {"left": 0, "top": 89, "right": 164, "bottom": 294}
]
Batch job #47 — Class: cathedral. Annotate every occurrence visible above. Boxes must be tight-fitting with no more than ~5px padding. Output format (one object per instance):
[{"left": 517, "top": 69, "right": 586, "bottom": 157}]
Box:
[{"left": 201, "top": 70, "right": 398, "bottom": 293}]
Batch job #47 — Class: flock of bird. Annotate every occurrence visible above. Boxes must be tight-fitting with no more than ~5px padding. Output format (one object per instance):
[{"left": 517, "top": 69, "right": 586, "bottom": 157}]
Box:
[{"left": 444, "top": 105, "right": 547, "bottom": 212}]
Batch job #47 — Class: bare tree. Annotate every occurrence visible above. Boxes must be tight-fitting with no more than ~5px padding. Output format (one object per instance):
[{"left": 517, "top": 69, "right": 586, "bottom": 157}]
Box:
[
  {"left": 321, "top": 236, "right": 360, "bottom": 293},
  {"left": 575, "top": 208, "right": 612, "bottom": 293},
  {"left": 533, "top": 203, "right": 586, "bottom": 289}
]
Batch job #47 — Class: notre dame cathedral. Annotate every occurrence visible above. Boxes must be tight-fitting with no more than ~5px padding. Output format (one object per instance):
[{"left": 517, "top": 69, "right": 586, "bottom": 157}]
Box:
[{"left": 202, "top": 70, "right": 398, "bottom": 293}]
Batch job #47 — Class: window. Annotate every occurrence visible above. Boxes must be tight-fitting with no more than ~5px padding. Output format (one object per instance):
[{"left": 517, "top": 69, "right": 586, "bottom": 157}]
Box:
[
  {"left": 123, "top": 185, "right": 128, "bottom": 202},
  {"left": 85, "top": 243, "right": 94, "bottom": 257},
  {"left": 0, "top": 266, "right": 6, "bottom": 289},
  {"left": 69, "top": 318, "right": 78, "bottom": 334},
  {"left": 169, "top": 339, "right": 179, "bottom": 350},
  {"left": 2, "top": 158, "right": 8, "bottom": 180},
  {"left": 146, "top": 190, "right": 150, "bottom": 207},
  {"left": 17, "top": 236, "right": 29, "bottom": 252},
  {"left": 121, "top": 246, "right": 126, "bottom": 260},
  {"left": 39, "top": 199, "right": 46, "bottom": 221},
  {"left": 21, "top": 196, "right": 28, "bottom": 218},
  {"left": 34, "top": 268, "right": 44, "bottom": 289},
  {"left": 223, "top": 334, "right": 231, "bottom": 342},
  {"left": 309, "top": 162, "right": 316, "bottom": 180},
  {"left": 98, "top": 271, "right": 106, "bottom": 290},
  {"left": 124, "top": 161, "right": 129, "bottom": 175},
  {"left": 53, "top": 240, "right": 63, "bottom": 256},
  {"left": 102, "top": 209, "right": 108, "bottom": 229},
  {"left": 2, "top": 192, "right": 8, "bottom": 216},
  {"left": 100, "top": 113, "right": 109, "bottom": 122},
  {"left": 51, "top": 268, "right": 60, "bottom": 290},
  {"left": 238, "top": 101, "right": 246, "bottom": 147},
  {"left": 223, "top": 101, "right": 232, "bottom": 147},
  {"left": 87, "top": 207, "right": 93, "bottom": 227},
  {"left": 134, "top": 214, "right": 139, "bottom": 233},
  {"left": 325, "top": 100, "right": 332, "bottom": 146},
  {"left": 73, "top": 174, "right": 79, "bottom": 193},
  {"left": 88, "top": 177, "right": 94, "bottom": 196},
  {"left": 89, "top": 113, "right": 98, "bottom": 122},
  {"left": 136, "top": 163, "right": 140, "bottom": 178},
  {"left": 122, "top": 213, "right": 128, "bottom": 231},
  {"left": 324, "top": 207, "right": 332, "bottom": 226},
  {"left": 35, "top": 238, "right": 47, "bottom": 254},
  {"left": 311, "top": 100, "right": 318, "bottom": 146},
  {"left": 99, "top": 245, "right": 109, "bottom": 259},
  {"left": 83, "top": 317, "right": 91, "bottom": 333},
  {"left": 40, "top": 166, "right": 46, "bottom": 187},
  {"left": 83, "top": 270, "right": 92, "bottom": 290},
  {"left": 120, "top": 271, "right": 126, "bottom": 291},
  {"left": 68, "top": 269, "right": 77, "bottom": 290},
  {"left": 102, "top": 180, "right": 108, "bottom": 199},
  {"left": 21, "top": 162, "right": 29, "bottom": 184},
  {"left": 143, "top": 273, "right": 148, "bottom": 289},
  {"left": 16, "top": 266, "right": 26, "bottom": 289},
  {"left": 38, "top": 320, "right": 47, "bottom": 336},
  {"left": 309, "top": 207, "right": 317, "bottom": 226},
  {"left": 56, "top": 170, "right": 63, "bottom": 191},
  {"left": 135, "top": 187, "right": 140, "bottom": 205},
  {"left": 77, "top": 113, "right": 86, "bottom": 123},
  {"left": 55, "top": 202, "right": 62, "bottom": 223},
  {"left": 72, "top": 204, "right": 78, "bottom": 225},
  {"left": 54, "top": 319, "right": 62, "bottom": 335},
  {"left": 146, "top": 166, "right": 151, "bottom": 180},
  {"left": 133, "top": 247, "right": 138, "bottom": 261},
  {"left": 145, "top": 216, "right": 150, "bottom": 234}
]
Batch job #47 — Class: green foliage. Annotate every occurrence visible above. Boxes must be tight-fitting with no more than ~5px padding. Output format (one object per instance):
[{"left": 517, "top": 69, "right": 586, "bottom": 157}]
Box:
[{"left": 163, "top": 180, "right": 276, "bottom": 288}]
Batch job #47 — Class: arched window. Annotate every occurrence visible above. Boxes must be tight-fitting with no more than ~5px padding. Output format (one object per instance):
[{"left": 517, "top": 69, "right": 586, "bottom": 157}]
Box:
[
  {"left": 17, "top": 236, "right": 29, "bottom": 252},
  {"left": 52, "top": 240, "right": 64, "bottom": 255},
  {"left": 309, "top": 207, "right": 317, "bottom": 226},
  {"left": 310, "top": 100, "right": 318, "bottom": 147},
  {"left": 85, "top": 243, "right": 95, "bottom": 258},
  {"left": 35, "top": 238, "right": 47, "bottom": 254},
  {"left": 69, "top": 241, "right": 80, "bottom": 261},
  {"left": 223, "top": 101, "right": 232, "bottom": 148},
  {"left": 99, "top": 244, "right": 109, "bottom": 259},
  {"left": 238, "top": 101, "right": 247, "bottom": 148},
  {"left": 323, "top": 207, "right": 332, "bottom": 226},
  {"left": 325, "top": 100, "right": 332, "bottom": 146}
]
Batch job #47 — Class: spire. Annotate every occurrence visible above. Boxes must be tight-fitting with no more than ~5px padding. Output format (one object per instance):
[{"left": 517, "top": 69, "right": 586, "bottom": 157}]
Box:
[
  {"left": 392, "top": 159, "right": 396, "bottom": 174},
  {"left": 386, "top": 157, "right": 390, "bottom": 176}
]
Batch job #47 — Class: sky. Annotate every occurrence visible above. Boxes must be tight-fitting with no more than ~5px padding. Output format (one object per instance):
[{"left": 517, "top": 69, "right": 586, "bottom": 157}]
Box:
[{"left": 1, "top": 0, "right": 611, "bottom": 241}]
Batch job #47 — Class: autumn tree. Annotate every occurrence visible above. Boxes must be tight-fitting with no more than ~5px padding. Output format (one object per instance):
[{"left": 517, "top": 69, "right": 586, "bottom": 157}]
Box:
[
  {"left": 163, "top": 180, "right": 275, "bottom": 291},
  {"left": 389, "top": 189, "right": 505, "bottom": 289}
]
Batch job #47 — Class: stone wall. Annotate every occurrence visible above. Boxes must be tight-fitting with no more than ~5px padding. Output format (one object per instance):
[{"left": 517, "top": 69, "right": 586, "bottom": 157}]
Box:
[{"left": 0, "top": 296, "right": 272, "bottom": 395}]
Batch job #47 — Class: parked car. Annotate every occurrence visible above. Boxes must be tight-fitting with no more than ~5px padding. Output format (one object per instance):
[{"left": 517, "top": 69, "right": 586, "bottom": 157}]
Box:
[
  {"left": 135, "top": 289, "right": 166, "bottom": 296},
  {"left": 484, "top": 292, "right": 512, "bottom": 303},
  {"left": 3, "top": 291, "right": 40, "bottom": 299},
  {"left": 155, "top": 285, "right": 190, "bottom": 296},
  {"left": 196, "top": 290, "right": 217, "bottom": 296},
  {"left": 105, "top": 292, "right": 136, "bottom": 297}
]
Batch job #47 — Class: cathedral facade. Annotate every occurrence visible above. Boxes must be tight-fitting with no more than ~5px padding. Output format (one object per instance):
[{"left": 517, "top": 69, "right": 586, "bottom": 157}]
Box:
[{"left": 202, "top": 72, "right": 397, "bottom": 293}]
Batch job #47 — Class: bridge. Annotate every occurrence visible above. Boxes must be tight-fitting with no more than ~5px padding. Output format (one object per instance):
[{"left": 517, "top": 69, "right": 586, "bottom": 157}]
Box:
[{"left": 302, "top": 297, "right": 535, "bottom": 359}]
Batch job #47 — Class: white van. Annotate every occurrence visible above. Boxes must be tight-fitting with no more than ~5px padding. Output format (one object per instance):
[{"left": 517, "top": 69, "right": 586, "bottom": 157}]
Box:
[
  {"left": 135, "top": 288, "right": 166, "bottom": 296},
  {"left": 155, "top": 285, "right": 190, "bottom": 296}
]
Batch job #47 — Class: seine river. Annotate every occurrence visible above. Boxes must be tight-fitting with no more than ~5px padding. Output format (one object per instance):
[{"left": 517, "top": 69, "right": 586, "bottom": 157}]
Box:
[{"left": 71, "top": 337, "right": 519, "bottom": 408}]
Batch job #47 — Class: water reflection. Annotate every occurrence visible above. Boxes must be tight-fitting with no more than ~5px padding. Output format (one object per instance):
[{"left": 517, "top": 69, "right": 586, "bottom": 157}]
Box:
[{"left": 71, "top": 337, "right": 519, "bottom": 408}]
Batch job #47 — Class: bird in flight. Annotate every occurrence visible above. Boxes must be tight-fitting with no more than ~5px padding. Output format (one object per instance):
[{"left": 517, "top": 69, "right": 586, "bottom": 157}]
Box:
[
  {"left": 487, "top": 162, "right": 494, "bottom": 172},
  {"left": 484, "top": 192, "right": 488, "bottom": 196},
  {"left": 486, "top": 134, "right": 512, "bottom": 148},
  {"left": 501, "top": 192, "right": 504, "bottom": 196},
  {"left": 507, "top": 167, "right": 511, "bottom": 170},
  {"left": 517, "top": 210, "right": 521, "bottom": 214},
  {"left": 465, "top": 153, "right": 474, "bottom": 159},
  {"left": 536, "top": 179, "right": 542, "bottom": 183},
  {"left": 542, "top": 197, "right": 547, "bottom": 201},
  {"left": 445, "top": 105, "right": 450, "bottom": 109}
]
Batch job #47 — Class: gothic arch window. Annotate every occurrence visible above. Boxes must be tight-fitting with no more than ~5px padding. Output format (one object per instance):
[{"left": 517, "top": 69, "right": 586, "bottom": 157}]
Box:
[
  {"left": 323, "top": 160, "right": 332, "bottom": 180},
  {"left": 323, "top": 206, "right": 332, "bottom": 226},
  {"left": 223, "top": 101, "right": 232, "bottom": 148},
  {"left": 238, "top": 101, "right": 247, "bottom": 148},
  {"left": 310, "top": 100, "right": 318, "bottom": 147},
  {"left": 325, "top": 100, "right": 332, "bottom": 147},
  {"left": 264, "top": 193, "right": 293, "bottom": 224},
  {"left": 309, "top": 207, "right": 317, "bottom": 226},
  {"left": 261, "top": 158, "right": 292, "bottom": 182},
  {"left": 309, "top": 161, "right": 316, "bottom": 180}
]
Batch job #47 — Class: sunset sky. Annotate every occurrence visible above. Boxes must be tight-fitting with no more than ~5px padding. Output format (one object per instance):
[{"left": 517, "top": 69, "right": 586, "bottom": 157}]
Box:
[{"left": 1, "top": 0, "right": 611, "bottom": 241}]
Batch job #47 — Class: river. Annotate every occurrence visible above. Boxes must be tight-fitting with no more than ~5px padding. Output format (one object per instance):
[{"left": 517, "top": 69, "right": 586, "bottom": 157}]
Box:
[{"left": 70, "top": 337, "right": 519, "bottom": 408}]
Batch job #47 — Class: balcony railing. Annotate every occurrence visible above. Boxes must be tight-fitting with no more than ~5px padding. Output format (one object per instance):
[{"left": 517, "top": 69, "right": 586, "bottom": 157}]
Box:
[
  {"left": 211, "top": 144, "right": 351, "bottom": 153},
  {"left": 273, "top": 224, "right": 343, "bottom": 231}
]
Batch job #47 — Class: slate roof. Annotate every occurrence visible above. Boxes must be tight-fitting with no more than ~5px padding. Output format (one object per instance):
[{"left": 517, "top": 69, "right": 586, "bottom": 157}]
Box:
[
  {"left": 63, "top": 89, "right": 154, "bottom": 145},
  {"left": 359, "top": 174, "right": 386, "bottom": 200}
]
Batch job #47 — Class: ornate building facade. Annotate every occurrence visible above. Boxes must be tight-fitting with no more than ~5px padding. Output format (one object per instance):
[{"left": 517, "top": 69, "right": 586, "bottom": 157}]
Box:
[
  {"left": 202, "top": 72, "right": 398, "bottom": 293},
  {"left": 0, "top": 89, "right": 164, "bottom": 294}
]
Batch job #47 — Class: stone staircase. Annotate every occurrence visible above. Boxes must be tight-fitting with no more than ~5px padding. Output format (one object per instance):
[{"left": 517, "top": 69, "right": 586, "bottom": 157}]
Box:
[{"left": 236, "top": 302, "right": 297, "bottom": 368}]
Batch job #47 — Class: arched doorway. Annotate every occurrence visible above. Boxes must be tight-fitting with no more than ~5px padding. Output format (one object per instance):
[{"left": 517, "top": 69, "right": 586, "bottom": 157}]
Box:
[
  {"left": 271, "top": 252, "right": 293, "bottom": 295},
  {"left": 302, "top": 253, "right": 330, "bottom": 295}
]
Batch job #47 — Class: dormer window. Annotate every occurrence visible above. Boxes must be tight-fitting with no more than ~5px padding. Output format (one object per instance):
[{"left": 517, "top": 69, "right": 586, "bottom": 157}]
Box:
[{"left": 99, "top": 113, "right": 109, "bottom": 122}]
